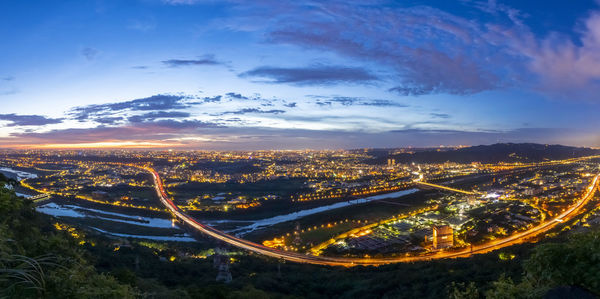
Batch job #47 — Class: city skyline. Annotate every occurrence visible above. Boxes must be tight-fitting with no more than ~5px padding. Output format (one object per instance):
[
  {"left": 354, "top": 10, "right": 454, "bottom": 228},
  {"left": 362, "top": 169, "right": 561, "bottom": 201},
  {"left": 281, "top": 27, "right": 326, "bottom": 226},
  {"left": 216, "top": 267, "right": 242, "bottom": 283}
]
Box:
[{"left": 2, "top": 0, "right": 600, "bottom": 149}]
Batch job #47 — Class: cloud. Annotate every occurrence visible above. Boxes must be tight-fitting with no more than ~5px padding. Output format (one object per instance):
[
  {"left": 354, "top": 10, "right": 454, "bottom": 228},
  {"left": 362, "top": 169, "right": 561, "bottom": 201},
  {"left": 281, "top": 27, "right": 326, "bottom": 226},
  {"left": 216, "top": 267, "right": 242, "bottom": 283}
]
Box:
[
  {"left": 8, "top": 119, "right": 219, "bottom": 144},
  {"left": 524, "top": 12, "right": 600, "bottom": 100},
  {"left": 148, "top": 119, "right": 218, "bottom": 129},
  {"left": 218, "top": 108, "right": 286, "bottom": 115},
  {"left": 263, "top": 4, "right": 507, "bottom": 95},
  {"left": 95, "top": 117, "right": 123, "bottom": 125},
  {"left": 225, "top": 92, "right": 248, "bottom": 100},
  {"left": 5, "top": 125, "right": 593, "bottom": 150},
  {"left": 389, "top": 86, "right": 436, "bottom": 97},
  {"left": 361, "top": 99, "right": 408, "bottom": 107},
  {"left": 81, "top": 47, "right": 99, "bottom": 61},
  {"left": 202, "top": 95, "right": 222, "bottom": 102},
  {"left": 240, "top": 65, "right": 378, "bottom": 85},
  {"left": 127, "top": 111, "right": 191, "bottom": 123},
  {"left": 71, "top": 94, "right": 197, "bottom": 121},
  {"left": 430, "top": 113, "right": 451, "bottom": 119},
  {"left": 467, "top": 0, "right": 526, "bottom": 27},
  {"left": 147, "top": 1, "right": 600, "bottom": 100},
  {"left": 311, "top": 96, "right": 408, "bottom": 107},
  {"left": 252, "top": 1, "right": 600, "bottom": 99},
  {"left": 224, "top": 92, "right": 274, "bottom": 102},
  {"left": 162, "top": 55, "right": 221, "bottom": 67},
  {"left": 67, "top": 92, "right": 293, "bottom": 126},
  {"left": 0, "top": 114, "right": 63, "bottom": 127}
]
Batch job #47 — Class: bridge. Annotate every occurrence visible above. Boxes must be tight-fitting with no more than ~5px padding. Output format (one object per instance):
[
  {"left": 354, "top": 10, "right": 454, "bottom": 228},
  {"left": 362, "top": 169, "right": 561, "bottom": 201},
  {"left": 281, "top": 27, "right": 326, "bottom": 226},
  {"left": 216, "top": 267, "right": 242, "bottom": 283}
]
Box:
[
  {"left": 30, "top": 193, "right": 51, "bottom": 205},
  {"left": 416, "top": 181, "right": 482, "bottom": 195}
]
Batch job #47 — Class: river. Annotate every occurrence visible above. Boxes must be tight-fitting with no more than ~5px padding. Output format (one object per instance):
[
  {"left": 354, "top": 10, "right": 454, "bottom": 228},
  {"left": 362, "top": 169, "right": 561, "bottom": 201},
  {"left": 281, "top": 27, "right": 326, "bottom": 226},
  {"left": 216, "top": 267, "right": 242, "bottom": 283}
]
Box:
[
  {"left": 227, "top": 188, "right": 419, "bottom": 235},
  {"left": 0, "top": 167, "right": 38, "bottom": 181},
  {"left": 17, "top": 161, "right": 418, "bottom": 241}
]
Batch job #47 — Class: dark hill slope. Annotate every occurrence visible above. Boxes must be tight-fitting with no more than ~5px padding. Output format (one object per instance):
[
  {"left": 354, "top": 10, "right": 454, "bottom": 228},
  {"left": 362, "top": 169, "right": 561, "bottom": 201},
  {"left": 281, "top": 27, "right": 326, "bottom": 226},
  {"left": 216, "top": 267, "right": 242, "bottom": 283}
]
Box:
[{"left": 386, "top": 143, "right": 600, "bottom": 164}]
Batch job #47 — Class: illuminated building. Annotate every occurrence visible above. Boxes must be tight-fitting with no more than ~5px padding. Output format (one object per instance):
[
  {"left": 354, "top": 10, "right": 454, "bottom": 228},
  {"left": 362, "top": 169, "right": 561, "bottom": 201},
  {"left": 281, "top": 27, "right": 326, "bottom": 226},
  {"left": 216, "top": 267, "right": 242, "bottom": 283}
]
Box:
[
  {"left": 467, "top": 195, "right": 478, "bottom": 205},
  {"left": 387, "top": 159, "right": 396, "bottom": 167},
  {"left": 432, "top": 225, "right": 453, "bottom": 249}
]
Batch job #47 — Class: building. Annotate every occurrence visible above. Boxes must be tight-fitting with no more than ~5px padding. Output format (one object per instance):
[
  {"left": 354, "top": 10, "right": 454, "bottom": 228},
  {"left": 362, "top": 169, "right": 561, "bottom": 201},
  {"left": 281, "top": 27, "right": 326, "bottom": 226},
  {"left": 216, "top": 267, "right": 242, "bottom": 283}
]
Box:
[
  {"left": 387, "top": 159, "right": 396, "bottom": 167},
  {"left": 91, "top": 190, "right": 109, "bottom": 200},
  {"left": 432, "top": 225, "right": 453, "bottom": 249},
  {"left": 293, "top": 222, "right": 302, "bottom": 247},
  {"left": 524, "top": 187, "right": 543, "bottom": 196},
  {"left": 467, "top": 195, "right": 478, "bottom": 205}
]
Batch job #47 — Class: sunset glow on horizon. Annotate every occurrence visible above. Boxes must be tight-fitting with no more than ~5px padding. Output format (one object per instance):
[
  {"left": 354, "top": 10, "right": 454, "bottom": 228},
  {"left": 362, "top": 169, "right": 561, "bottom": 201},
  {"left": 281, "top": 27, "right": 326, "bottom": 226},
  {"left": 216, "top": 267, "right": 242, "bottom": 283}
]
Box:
[{"left": 13, "top": 141, "right": 185, "bottom": 150}]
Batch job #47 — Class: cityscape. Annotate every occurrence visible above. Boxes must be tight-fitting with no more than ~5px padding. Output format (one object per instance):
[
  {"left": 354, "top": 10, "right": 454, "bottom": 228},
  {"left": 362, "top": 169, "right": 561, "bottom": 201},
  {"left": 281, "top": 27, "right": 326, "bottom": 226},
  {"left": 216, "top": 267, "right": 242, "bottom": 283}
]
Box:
[
  {"left": 3, "top": 0, "right": 600, "bottom": 298},
  {"left": 2, "top": 146, "right": 600, "bottom": 291}
]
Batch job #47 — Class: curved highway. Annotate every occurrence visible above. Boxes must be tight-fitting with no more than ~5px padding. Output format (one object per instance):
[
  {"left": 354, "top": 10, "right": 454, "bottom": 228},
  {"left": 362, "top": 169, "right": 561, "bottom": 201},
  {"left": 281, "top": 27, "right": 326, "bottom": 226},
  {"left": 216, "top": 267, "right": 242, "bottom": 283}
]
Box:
[{"left": 143, "top": 166, "right": 599, "bottom": 267}]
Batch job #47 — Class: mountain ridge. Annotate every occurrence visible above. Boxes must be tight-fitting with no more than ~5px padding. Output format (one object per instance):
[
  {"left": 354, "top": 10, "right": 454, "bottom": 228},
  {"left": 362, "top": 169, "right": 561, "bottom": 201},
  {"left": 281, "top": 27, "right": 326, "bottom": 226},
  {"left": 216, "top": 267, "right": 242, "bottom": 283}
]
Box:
[{"left": 384, "top": 143, "right": 600, "bottom": 164}]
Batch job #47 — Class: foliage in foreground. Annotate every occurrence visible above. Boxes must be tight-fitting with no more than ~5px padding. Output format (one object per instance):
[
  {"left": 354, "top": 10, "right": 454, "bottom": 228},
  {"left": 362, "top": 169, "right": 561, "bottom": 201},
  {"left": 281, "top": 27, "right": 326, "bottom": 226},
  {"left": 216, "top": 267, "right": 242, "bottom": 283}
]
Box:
[
  {"left": 0, "top": 177, "right": 135, "bottom": 298},
  {"left": 450, "top": 229, "right": 600, "bottom": 298}
]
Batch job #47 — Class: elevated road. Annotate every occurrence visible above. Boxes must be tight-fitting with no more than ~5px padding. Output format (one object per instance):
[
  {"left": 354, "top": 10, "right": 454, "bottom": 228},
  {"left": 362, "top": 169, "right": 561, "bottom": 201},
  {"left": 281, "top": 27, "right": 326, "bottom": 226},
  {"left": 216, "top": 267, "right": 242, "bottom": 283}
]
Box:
[
  {"left": 31, "top": 193, "right": 51, "bottom": 206},
  {"left": 142, "top": 166, "right": 600, "bottom": 267},
  {"left": 416, "top": 181, "right": 480, "bottom": 195}
]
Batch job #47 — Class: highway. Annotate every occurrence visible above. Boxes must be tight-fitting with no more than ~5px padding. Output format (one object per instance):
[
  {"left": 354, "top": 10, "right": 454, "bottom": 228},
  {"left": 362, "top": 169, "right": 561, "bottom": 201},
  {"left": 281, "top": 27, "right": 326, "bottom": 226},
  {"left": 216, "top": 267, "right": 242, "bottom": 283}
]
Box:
[
  {"left": 143, "top": 166, "right": 600, "bottom": 267},
  {"left": 415, "top": 181, "right": 479, "bottom": 195}
]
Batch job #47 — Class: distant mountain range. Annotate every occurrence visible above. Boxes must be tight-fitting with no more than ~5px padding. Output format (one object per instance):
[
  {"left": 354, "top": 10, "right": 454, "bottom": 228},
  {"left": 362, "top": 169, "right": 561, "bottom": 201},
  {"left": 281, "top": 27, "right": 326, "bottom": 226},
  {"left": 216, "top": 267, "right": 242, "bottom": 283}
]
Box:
[{"left": 378, "top": 143, "right": 600, "bottom": 164}]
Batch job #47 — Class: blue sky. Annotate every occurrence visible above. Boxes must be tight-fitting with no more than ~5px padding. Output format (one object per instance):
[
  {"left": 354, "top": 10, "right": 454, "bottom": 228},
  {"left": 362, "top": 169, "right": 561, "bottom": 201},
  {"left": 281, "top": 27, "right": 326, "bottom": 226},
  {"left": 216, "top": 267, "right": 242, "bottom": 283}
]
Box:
[{"left": 1, "top": 0, "right": 600, "bottom": 149}]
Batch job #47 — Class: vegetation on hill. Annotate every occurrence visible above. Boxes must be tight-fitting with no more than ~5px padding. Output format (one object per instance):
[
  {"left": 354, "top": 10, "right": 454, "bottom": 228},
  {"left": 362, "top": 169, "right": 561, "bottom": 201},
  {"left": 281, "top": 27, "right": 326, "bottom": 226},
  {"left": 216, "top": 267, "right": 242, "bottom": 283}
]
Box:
[
  {"left": 384, "top": 143, "right": 600, "bottom": 164},
  {"left": 0, "top": 175, "right": 134, "bottom": 298},
  {"left": 450, "top": 230, "right": 600, "bottom": 298}
]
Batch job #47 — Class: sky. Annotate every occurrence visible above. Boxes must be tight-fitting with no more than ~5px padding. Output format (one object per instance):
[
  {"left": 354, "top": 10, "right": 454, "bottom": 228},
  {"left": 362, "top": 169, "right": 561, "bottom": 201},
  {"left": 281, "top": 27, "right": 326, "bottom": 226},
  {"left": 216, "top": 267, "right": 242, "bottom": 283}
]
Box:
[{"left": 1, "top": 0, "right": 600, "bottom": 150}]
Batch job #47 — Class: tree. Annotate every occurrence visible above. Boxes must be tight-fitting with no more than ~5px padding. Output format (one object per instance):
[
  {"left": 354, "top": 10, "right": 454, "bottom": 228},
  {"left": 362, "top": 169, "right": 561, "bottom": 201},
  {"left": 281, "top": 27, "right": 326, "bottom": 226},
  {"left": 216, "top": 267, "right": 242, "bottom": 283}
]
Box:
[
  {"left": 485, "top": 230, "right": 600, "bottom": 298},
  {"left": 0, "top": 183, "right": 136, "bottom": 298},
  {"left": 448, "top": 282, "right": 479, "bottom": 299}
]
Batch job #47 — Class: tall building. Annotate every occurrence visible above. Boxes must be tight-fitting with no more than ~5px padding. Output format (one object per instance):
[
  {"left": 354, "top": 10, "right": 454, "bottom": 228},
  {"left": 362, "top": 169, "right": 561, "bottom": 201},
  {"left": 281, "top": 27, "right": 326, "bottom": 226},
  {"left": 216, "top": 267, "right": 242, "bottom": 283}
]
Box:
[
  {"left": 387, "top": 158, "right": 396, "bottom": 167},
  {"left": 293, "top": 222, "right": 302, "bottom": 247},
  {"left": 433, "top": 225, "right": 453, "bottom": 249}
]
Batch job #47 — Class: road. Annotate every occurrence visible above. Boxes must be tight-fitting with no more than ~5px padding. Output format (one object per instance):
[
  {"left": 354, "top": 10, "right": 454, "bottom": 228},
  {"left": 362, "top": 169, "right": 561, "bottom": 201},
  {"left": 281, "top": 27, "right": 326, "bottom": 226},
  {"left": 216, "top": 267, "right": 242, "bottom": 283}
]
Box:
[
  {"left": 416, "top": 181, "right": 479, "bottom": 195},
  {"left": 143, "top": 166, "right": 600, "bottom": 267}
]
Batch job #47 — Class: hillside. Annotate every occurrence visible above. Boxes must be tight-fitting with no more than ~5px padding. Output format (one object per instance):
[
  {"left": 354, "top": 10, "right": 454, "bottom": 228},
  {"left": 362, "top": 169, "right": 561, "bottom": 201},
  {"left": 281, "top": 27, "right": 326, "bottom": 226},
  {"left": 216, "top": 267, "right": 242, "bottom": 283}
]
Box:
[{"left": 386, "top": 143, "right": 600, "bottom": 164}]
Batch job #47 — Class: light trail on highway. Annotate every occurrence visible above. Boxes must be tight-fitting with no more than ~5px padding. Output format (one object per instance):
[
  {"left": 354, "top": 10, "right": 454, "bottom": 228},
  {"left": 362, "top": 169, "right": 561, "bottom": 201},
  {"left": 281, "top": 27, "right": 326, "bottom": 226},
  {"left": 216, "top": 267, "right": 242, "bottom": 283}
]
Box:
[
  {"left": 415, "top": 181, "right": 479, "bottom": 195},
  {"left": 142, "top": 166, "right": 600, "bottom": 267}
]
